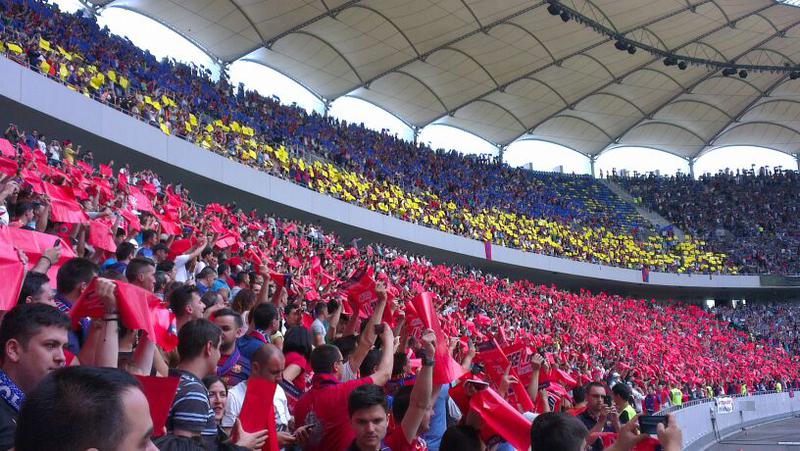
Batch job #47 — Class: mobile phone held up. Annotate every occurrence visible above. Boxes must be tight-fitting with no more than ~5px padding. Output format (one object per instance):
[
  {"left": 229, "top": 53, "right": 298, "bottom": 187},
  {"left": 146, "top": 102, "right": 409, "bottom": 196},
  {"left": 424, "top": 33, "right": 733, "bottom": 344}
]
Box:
[
  {"left": 638, "top": 415, "right": 668, "bottom": 435},
  {"left": 603, "top": 395, "right": 612, "bottom": 407}
]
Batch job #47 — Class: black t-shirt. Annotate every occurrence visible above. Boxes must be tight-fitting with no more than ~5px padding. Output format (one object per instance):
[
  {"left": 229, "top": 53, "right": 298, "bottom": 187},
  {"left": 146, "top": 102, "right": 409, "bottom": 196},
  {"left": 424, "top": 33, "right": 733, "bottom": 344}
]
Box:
[
  {"left": 578, "top": 410, "right": 613, "bottom": 451},
  {"left": 0, "top": 400, "right": 18, "bottom": 451}
]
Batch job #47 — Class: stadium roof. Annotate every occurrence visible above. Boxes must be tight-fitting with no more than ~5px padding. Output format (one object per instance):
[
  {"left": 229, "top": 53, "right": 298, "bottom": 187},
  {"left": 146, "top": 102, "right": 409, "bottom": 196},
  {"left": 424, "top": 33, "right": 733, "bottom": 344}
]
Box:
[{"left": 87, "top": 0, "right": 800, "bottom": 159}]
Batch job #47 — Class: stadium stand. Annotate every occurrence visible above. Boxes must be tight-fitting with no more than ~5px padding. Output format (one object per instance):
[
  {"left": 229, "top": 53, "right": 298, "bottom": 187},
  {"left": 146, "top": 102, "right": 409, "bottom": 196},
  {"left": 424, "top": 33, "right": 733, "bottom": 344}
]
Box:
[
  {"left": 616, "top": 171, "right": 800, "bottom": 275},
  {"left": 0, "top": 0, "right": 735, "bottom": 275},
  {"left": 0, "top": 1, "right": 798, "bottom": 450},
  {"left": 0, "top": 118, "right": 793, "bottom": 449}
]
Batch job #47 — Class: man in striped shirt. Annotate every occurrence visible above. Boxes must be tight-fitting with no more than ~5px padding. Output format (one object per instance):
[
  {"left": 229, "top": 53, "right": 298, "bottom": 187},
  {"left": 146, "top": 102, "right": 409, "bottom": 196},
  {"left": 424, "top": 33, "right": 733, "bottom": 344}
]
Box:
[{"left": 166, "top": 318, "right": 222, "bottom": 449}]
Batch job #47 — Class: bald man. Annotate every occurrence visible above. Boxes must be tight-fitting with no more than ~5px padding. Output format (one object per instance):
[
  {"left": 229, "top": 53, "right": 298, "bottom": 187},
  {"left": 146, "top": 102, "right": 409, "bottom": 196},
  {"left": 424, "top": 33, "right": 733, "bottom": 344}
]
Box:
[{"left": 221, "top": 343, "right": 312, "bottom": 448}]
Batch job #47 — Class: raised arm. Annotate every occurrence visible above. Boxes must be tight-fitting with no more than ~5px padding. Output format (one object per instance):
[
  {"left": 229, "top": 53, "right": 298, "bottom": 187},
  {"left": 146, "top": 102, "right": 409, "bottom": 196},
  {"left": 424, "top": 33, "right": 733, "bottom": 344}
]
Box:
[
  {"left": 399, "top": 329, "right": 436, "bottom": 443},
  {"left": 527, "top": 353, "right": 544, "bottom": 403},
  {"left": 348, "top": 283, "right": 388, "bottom": 372},
  {"left": 368, "top": 324, "right": 395, "bottom": 386}
]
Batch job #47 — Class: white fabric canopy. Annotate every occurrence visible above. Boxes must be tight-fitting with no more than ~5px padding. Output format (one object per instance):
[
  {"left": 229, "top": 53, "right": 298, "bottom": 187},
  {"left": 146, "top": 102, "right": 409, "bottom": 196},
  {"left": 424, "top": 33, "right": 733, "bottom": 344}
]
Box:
[{"left": 88, "top": 0, "right": 800, "bottom": 158}]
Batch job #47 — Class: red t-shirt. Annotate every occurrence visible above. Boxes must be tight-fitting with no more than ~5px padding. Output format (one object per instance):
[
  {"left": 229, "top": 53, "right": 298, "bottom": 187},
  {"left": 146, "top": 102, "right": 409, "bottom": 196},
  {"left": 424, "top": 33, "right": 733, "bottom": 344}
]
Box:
[
  {"left": 285, "top": 352, "right": 312, "bottom": 392},
  {"left": 294, "top": 375, "right": 374, "bottom": 451},
  {"left": 660, "top": 389, "right": 671, "bottom": 405},
  {"left": 385, "top": 427, "right": 428, "bottom": 451}
]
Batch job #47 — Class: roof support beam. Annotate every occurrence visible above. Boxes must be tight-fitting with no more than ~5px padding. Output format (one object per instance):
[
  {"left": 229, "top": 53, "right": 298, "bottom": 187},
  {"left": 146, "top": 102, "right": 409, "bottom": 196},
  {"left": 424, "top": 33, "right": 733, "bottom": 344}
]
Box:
[
  {"left": 228, "top": 0, "right": 363, "bottom": 61},
  {"left": 472, "top": 99, "right": 527, "bottom": 131},
  {"left": 432, "top": 2, "right": 773, "bottom": 142},
  {"left": 289, "top": 30, "right": 364, "bottom": 83},
  {"left": 393, "top": 70, "right": 449, "bottom": 113},
  {"left": 228, "top": 0, "right": 269, "bottom": 50},
  {"left": 439, "top": 47, "right": 499, "bottom": 88},
  {"left": 604, "top": 16, "right": 800, "bottom": 153},
  {"left": 348, "top": 5, "right": 420, "bottom": 57},
  {"left": 494, "top": 22, "right": 556, "bottom": 62}
]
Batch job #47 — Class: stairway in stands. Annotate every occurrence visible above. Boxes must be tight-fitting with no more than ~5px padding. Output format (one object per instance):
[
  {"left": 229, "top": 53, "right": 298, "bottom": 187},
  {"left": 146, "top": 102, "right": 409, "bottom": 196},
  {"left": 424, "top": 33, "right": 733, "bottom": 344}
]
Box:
[{"left": 600, "top": 178, "right": 686, "bottom": 241}]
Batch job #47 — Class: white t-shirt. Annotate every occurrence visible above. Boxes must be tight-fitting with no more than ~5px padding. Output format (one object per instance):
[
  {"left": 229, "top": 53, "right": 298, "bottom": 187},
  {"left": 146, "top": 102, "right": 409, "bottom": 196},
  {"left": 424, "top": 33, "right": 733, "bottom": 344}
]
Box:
[
  {"left": 222, "top": 380, "right": 292, "bottom": 431},
  {"left": 174, "top": 254, "right": 193, "bottom": 283},
  {"left": 340, "top": 361, "right": 359, "bottom": 383},
  {"left": 311, "top": 319, "right": 326, "bottom": 341}
]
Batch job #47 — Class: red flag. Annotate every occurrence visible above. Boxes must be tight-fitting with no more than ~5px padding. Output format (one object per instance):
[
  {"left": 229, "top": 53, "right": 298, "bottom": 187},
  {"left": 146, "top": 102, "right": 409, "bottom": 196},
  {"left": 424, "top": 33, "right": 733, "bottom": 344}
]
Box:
[
  {"left": 342, "top": 268, "right": 378, "bottom": 319},
  {"left": 134, "top": 375, "right": 179, "bottom": 438},
  {"left": 155, "top": 214, "right": 181, "bottom": 236},
  {"left": 0, "top": 228, "right": 26, "bottom": 309},
  {"left": 239, "top": 378, "right": 279, "bottom": 451},
  {"left": 503, "top": 343, "right": 534, "bottom": 386},
  {"left": 88, "top": 219, "right": 117, "bottom": 254},
  {"left": 243, "top": 248, "right": 262, "bottom": 267},
  {"left": 120, "top": 209, "right": 141, "bottom": 232},
  {"left": 215, "top": 232, "right": 237, "bottom": 249},
  {"left": 474, "top": 340, "right": 510, "bottom": 387},
  {"left": 0, "top": 139, "right": 16, "bottom": 158},
  {"left": 76, "top": 161, "right": 93, "bottom": 174},
  {"left": 469, "top": 389, "right": 532, "bottom": 451},
  {"left": 150, "top": 300, "right": 179, "bottom": 353},
  {"left": 0, "top": 157, "right": 18, "bottom": 177},
  {"left": 6, "top": 228, "right": 76, "bottom": 281},
  {"left": 269, "top": 272, "right": 289, "bottom": 288},
  {"left": 43, "top": 183, "right": 89, "bottom": 224},
  {"left": 128, "top": 187, "right": 154, "bottom": 213},
  {"left": 99, "top": 164, "right": 113, "bottom": 178},
  {"left": 408, "top": 292, "right": 466, "bottom": 384},
  {"left": 71, "top": 280, "right": 178, "bottom": 351}
]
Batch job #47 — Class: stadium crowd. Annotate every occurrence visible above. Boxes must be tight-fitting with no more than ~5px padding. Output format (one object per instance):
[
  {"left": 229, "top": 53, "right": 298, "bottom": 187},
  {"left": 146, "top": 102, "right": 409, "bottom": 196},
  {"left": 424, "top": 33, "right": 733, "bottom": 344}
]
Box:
[
  {"left": 0, "top": 0, "right": 737, "bottom": 275},
  {"left": 617, "top": 170, "right": 800, "bottom": 275},
  {"left": 714, "top": 303, "right": 800, "bottom": 358},
  {"left": 0, "top": 117, "right": 793, "bottom": 450}
]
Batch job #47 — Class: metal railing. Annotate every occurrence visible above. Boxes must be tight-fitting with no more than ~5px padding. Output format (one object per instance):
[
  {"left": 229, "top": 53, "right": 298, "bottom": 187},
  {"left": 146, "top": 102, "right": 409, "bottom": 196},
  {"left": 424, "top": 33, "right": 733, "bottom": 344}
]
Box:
[{"left": 662, "top": 390, "right": 800, "bottom": 451}]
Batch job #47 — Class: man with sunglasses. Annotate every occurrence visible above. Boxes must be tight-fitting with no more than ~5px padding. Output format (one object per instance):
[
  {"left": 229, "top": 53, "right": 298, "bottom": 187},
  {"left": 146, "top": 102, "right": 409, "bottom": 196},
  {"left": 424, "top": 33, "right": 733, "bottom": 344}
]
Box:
[{"left": 578, "top": 382, "right": 620, "bottom": 450}]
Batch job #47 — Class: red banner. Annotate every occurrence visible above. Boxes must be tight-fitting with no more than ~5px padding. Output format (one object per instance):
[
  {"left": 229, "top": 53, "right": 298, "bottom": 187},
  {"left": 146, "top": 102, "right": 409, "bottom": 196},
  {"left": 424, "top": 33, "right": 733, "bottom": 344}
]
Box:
[
  {"left": 469, "top": 388, "right": 532, "bottom": 451},
  {"left": 0, "top": 228, "right": 26, "bottom": 310},
  {"left": 71, "top": 279, "right": 178, "bottom": 351},
  {"left": 239, "top": 378, "right": 279, "bottom": 451},
  {"left": 134, "top": 375, "right": 180, "bottom": 438},
  {"left": 408, "top": 292, "right": 466, "bottom": 384}
]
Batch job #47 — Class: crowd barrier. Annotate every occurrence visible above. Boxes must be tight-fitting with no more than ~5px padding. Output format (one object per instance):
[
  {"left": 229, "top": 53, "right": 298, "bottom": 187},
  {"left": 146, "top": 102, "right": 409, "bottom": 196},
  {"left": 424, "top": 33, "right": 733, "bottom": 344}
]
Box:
[
  {"left": 3, "top": 54, "right": 800, "bottom": 299},
  {"left": 660, "top": 390, "right": 800, "bottom": 450}
]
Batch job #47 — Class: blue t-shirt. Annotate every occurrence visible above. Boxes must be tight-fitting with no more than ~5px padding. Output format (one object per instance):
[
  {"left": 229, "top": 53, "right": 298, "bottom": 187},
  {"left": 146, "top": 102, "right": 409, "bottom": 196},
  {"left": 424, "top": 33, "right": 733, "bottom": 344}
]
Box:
[{"left": 422, "top": 384, "right": 450, "bottom": 451}]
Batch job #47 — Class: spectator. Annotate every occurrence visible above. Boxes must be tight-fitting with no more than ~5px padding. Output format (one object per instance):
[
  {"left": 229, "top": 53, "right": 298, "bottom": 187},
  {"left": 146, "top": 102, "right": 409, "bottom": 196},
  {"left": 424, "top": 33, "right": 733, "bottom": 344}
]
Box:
[
  {"left": 160, "top": 318, "right": 222, "bottom": 450},
  {"left": 212, "top": 309, "right": 250, "bottom": 388},
  {"left": 578, "top": 382, "right": 619, "bottom": 450},
  {"left": 169, "top": 285, "right": 205, "bottom": 331},
  {"left": 611, "top": 383, "right": 637, "bottom": 424},
  {"left": 126, "top": 257, "right": 157, "bottom": 292},
  {"left": 103, "top": 241, "right": 137, "bottom": 274},
  {"left": 281, "top": 326, "right": 314, "bottom": 400},
  {"left": 17, "top": 272, "right": 54, "bottom": 306},
  {"left": 202, "top": 375, "right": 266, "bottom": 451},
  {"left": 295, "top": 325, "right": 394, "bottom": 451},
  {"left": 311, "top": 301, "right": 329, "bottom": 347},
  {"left": 137, "top": 230, "right": 158, "bottom": 260},
  {"left": 530, "top": 413, "right": 588, "bottom": 451},
  {"left": 347, "top": 384, "right": 391, "bottom": 451},
  {"left": 238, "top": 303, "right": 280, "bottom": 359},
  {"left": 385, "top": 329, "right": 437, "bottom": 451},
  {"left": 14, "top": 366, "right": 158, "bottom": 451},
  {"left": 0, "top": 303, "right": 70, "bottom": 449}
]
